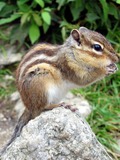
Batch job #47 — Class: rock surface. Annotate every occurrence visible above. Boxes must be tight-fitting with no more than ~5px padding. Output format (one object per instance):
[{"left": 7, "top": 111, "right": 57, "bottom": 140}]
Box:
[
  {"left": 0, "top": 46, "right": 23, "bottom": 68},
  {"left": 62, "top": 92, "right": 92, "bottom": 117},
  {"left": 1, "top": 106, "right": 112, "bottom": 160},
  {"left": 0, "top": 92, "right": 92, "bottom": 150}
]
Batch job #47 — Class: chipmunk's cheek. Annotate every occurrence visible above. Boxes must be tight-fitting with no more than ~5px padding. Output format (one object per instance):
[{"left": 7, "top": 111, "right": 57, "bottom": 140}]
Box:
[{"left": 105, "top": 63, "right": 118, "bottom": 76}]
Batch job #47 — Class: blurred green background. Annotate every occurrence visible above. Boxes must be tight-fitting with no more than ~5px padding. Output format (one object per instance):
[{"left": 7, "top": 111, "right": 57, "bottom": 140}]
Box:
[{"left": 0, "top": 0, "right": 120, "bottom": 159}]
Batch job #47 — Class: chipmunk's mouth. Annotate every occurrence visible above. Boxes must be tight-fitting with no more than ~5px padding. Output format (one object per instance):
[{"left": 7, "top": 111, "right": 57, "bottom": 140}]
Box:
[{"left": 106, "top": 63, "right": 118, "bottom": 75}]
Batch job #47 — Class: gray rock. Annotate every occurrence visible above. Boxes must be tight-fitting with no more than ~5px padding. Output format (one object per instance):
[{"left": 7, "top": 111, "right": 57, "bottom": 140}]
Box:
[
  {"left": 11, "top": 92, "right": 25, "bottom": 118},
  {"left": 0, "top": 92, "right": 92, "bottom": 151},
  {"left": 14, "top": 99, "right": 25, "bottom": 119},
  {"left": 1, "top": 107, "right": 112, "bottom": 160},
  {"left": 0, "top": 46, "right": 22, "bottom": 67},
  {"left": 10, "top": 91, "right": 20, "bottom": 102},
  {"left": 62, "top": 92, "right": 92, "bottom": 117}
]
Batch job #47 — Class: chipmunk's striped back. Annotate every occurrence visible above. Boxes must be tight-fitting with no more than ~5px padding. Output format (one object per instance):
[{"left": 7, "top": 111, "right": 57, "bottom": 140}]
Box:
[
  {"left": 16, "top": 43, "right": 58, "bottom": 82},
  {"left": 16, "top": 42, "right": 75, "bottom": 113}
]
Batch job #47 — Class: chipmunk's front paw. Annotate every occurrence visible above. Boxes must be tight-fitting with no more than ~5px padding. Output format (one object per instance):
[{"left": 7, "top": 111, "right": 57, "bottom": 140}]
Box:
[
  {"left": 59, "top": 102, "right": 78, "bottom": 112},
  {"left": 106, "top": 63, "right": 118, "bottom": 75}
]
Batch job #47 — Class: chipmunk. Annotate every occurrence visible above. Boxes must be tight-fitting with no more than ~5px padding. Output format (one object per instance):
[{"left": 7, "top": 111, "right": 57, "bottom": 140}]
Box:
[{"left": 1, "top": 27, "right": 119, "bottom": 154}]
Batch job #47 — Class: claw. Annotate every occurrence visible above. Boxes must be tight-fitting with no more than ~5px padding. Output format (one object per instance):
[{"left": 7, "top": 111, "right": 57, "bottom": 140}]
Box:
[{"left": 59, "top": 102, "right": 78, "bottom": 112}]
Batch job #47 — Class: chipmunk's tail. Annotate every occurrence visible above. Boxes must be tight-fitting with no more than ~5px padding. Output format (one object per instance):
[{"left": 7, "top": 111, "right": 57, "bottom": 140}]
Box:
[{"left": 0, "top": 109, "right": 32, "bottom": 156}]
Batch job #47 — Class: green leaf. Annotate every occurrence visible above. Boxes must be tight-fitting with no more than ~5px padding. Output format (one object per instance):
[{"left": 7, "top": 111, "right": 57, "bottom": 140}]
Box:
[
  {"left": 17, "top": 0, "right": 29, "bottom": 5},
  {"left": 60, "top": 20, "right": 79, "bottom": 30},
  {"left": 99, "top": 0, "right": 109, "bottom": 22},
  {"left": 34, "top": 0, "right": 44, "bottom": 8},
  {"left": 67, "top": 0, "right": 75, "bottom": 2},
  {"left": 29, "top": 23, "right": 40, "bottom": 44},
  {"left": 44, "top": 0, "right": 52, "bottom": 3},
  {"left": 0, "top": 4, "right": 17, "bottom": 17},
  {"left": 86, "top": 13, "right": 100, "bottom": 23},
  {"left": 108, "top": 3, "right": 118, "bottom": 19},
  {"left": 0, "top": 2, "right": 6, "bottom": 11},
  {"left": 0, "top": 14, "right": 20, "bottom": 25},
  {"left": 33, "top": 13, "right": 42, "bottom": 26},
  {"left": 10, "top": 24, "right": 29, "bottom": 47},
  {"left": 116, "top": 0, "right": 120, "bottom": 4},
  {"left": 41, "top": 11, "right": 51, "bottom": 25},
  {"left": 43, "top": 22, "right": 49, "bottom": 33},
  {"left": 44, "top": 7, "right": 51, "bottom": 12},
  {"left": 70, "top": 0, "right": 84, "bottom": 21},
  {"left": 17, "top": 2, "right": 30, "bottom": 12},
  {"left": 21, "top": 13, "right": 29, "bottom": 25},
  {"left": 56, "top": 0, "right": 66, "bottom": 10}
]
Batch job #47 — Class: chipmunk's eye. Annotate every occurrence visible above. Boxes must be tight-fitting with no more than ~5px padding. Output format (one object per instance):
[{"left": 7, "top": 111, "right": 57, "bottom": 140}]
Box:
[{"left": 92, "top": 44, "right": 103, "bottom": 52}]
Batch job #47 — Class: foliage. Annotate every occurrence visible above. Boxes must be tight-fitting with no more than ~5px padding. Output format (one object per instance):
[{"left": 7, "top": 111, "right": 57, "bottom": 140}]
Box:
[
  {"left": 0, "top": 0, "right": 52, "bottom": 47},
  {"left": 0, "top": 0, "right": 120, "bottom": 51},
  {"left": 0, "top": 69, "right": 16, "bottom": 98}
]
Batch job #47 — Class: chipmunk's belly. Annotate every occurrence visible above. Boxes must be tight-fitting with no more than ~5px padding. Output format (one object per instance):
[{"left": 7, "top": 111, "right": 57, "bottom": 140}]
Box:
[{"left": 47, "top": 81, "right": 78, "bottom": 104}]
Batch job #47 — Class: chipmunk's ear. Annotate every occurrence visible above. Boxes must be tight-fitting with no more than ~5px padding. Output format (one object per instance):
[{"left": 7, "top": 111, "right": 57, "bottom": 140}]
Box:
[
  {"left": 79, "top": 26, "right": 88, "bottom": 32},
  {"left": 71, "top": 29, "right": 81, "bottom": 45}
]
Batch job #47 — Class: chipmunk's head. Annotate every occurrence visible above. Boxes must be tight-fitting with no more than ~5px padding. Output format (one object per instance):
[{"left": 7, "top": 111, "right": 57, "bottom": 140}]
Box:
[{"left": 67, "top": 26, "right": 119, "bottom": 77}]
